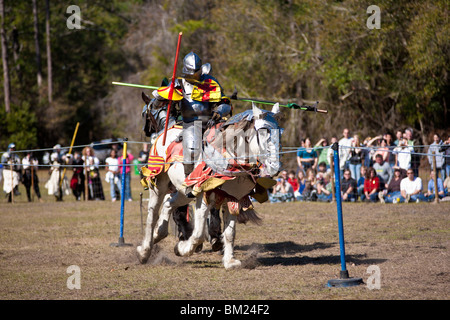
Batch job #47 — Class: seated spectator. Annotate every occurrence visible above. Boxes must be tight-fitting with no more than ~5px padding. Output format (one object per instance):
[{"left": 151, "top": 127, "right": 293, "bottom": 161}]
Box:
[
  {"left": 364, "top": 167, "right": 380, "bottom": 202},
  {"left": 399, "top": 169, "right": 426, "bottom": 203},
  {"left": 287, "top": 170, "right": 299, "bottom": 195},
  {"left": 269, "top": 177, "right": 295, "bottom": 203},
  {"left": 316, "top": 173, "right": 333, "bottom": 202},
  {"left": 378, "top": 167, "right": 406, "bottom": 203},
  {"left": 439, "top": 135, "right": 450, "bottom": 180},
  {"left": 373, "top": 154, "right": 393, "bottom": 190},
  {"left": 357, "top": 166, "right": 366, "bottom": 201},
  {"left": 424, "top": 170, "right": 446, "bottom": 201},
  {"left": 302, "top": 168, "right": 317, "bottom": 201},
  {"left": 294, "top": 170, "right": 306, "bottom": 201},
  {"left": 442, "top": 176, "right": 450, "bottom": 202},
  {"left": 341, "top": 169, "right": 357, "bottom": 202}
]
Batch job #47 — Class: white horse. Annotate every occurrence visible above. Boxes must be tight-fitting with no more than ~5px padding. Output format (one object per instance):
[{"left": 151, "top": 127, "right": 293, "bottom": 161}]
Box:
[{"left": 137, "top": 103, "right": 283, "bottom": 269}]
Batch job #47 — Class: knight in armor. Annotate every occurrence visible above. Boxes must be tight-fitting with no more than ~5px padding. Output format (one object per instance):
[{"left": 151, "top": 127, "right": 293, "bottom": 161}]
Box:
[{"left": 141, "top": 52, "right": 232, "bottom": 176}]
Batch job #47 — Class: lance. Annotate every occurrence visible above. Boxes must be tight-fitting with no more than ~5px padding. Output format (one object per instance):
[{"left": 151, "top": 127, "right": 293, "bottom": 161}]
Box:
[
  {"left": 162, "top": 32, "right": 183, "bottom": 145},
  {"left": 111, "top": 83, "right": 328, "bottom": 113}
]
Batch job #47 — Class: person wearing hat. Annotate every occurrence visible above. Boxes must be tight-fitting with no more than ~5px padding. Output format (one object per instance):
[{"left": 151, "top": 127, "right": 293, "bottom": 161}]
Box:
[
  {"left": 378, "top": 167, "right": 406, "bottom": 203},
  {"left": 1, "top": 143, "right": 22, "bottom": 202}
]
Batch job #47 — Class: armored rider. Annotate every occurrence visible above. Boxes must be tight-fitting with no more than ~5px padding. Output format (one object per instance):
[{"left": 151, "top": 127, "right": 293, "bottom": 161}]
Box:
[{"left": 142, "top": 52, "right": 232, "bottom": 175}]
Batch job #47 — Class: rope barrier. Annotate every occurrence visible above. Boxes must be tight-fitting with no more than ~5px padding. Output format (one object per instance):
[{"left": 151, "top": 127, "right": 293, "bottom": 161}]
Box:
[{"left": 1, "top": 141, "right": 448, "bottom": 169}]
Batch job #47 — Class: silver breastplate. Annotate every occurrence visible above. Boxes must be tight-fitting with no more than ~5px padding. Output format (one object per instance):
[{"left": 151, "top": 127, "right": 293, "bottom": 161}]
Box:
[{"left": 181, "top": 79, "right": 213, "bottom": 125}]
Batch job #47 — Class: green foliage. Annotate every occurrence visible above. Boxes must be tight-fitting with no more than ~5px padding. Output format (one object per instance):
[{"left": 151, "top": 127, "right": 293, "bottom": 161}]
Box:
[{"left": 1, "top": 0, "right": 448, "bottom": 152}]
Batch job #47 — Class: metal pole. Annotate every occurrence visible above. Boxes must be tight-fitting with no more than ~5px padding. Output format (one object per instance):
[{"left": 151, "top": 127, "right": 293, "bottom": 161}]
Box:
[
  {"left": 327, "top": 142, "right": 363, "bottom": 288},
  {"left": 111, "top": 138, "right": 132, "bottom": 247}
]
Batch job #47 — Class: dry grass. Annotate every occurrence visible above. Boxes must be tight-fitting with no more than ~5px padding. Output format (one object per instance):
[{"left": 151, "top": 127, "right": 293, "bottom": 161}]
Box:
[{"left": 0, "top": 170, "right": 449, "bottom": 301}]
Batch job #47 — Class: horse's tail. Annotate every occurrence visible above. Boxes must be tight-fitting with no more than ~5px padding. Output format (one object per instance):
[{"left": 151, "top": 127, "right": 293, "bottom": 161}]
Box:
[{"left": 237, "top": 208, "right": 262, "bottom": 225}]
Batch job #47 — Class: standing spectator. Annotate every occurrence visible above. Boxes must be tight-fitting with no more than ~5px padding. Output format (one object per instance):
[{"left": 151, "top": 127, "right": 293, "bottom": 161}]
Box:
[
  {"left": 105, "top": 149, "right": 121, "bottom": 202},
  {"left": 22, "top": 152, "right": 43, "bottom": 202},
  {"left": 424, "top": 170, "right": 445, "bottom": 201},
  {"left": 439, "top": 135, "right": 450, "bottom": 180},
  {"left": 384, "top": 133, "right": 397, "bottom": 168},
  {"left": 372, "top": 138, "right": 389, "bottom": 163},
  {"left": 348, "top": 134, "right": 362, "bottom": 182},
  {"left": 69, "top": 151, "right": 84, "bottom": 201},
  {"left": 427, "top": 134, "right": 445, "bottom": 179},
  {"left": 394, "top": 130, "right": 403, "bottom": 146},
  {"left": 1, "top": 143, "right": 21, "bottom": 202},
  {"left": 361, "top": 136, "right": 380, "bottom": 168},
  {"left": 400, "top": 169, "right": 426, "bottom": 203},
  {"left": 314, "top": 138, "right": 330, "bottom": 169},
  {"left": 338, "top": 128, "right": 353, "bottom": 177},
  {"left": 296, "top": 138, "right": 318, "bottom": 174},
  {"left": 373, "top": 154, "right": 393, "bottom": 190},
  {"left": 405, "top": 128, "right": 420, "bottom": 177},
  {"left": 45, "top": 144, "right": 70, "bottom": 201},
  {"left": 341, "top": 169, "right": 357, "bottom": 202},
  {"left": 393, "top": 138, "right": 412, "bottom": 170},
  {"left": 364, "top": 167, "right": 380, "bottom": 202},
  {"left": 82, "top": 146, "right": 105, "bottom": 201},
  {"left": 378, "top": 167, "right": 406, "bottom": 203},
  {"left": 119, "top": 150, "right": 134, "bottom": 202}
]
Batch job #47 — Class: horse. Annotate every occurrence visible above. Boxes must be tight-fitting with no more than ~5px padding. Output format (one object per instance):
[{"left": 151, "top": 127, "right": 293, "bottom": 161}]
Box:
[{"left": 137, "top": 103, "right": 283, "bottom": 269}]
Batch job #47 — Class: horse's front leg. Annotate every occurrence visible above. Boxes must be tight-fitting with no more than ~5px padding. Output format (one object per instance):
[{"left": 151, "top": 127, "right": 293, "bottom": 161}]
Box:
[
  {"left": 222, "top": 208, "right": 241, "bottom": 269},
  {"left": 154, "top": 191, "right": 191, "bottom": 243},
  {"left": 174, "top": 194, "right": 210, "bottom": 257},
  {"left": 136, "top": 185, "right": 167, "bottom": 264}
]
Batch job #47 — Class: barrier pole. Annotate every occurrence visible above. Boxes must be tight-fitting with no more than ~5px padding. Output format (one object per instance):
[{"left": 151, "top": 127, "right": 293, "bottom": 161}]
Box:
[
  {"left": 327, "top": 142, "right": 363, "bottom": 288},
  {"left": 110, "top": 138, "right": 132, "bottom": 247}
]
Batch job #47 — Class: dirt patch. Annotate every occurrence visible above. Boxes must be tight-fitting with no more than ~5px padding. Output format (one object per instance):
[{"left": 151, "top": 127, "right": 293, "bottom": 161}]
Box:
[{"left": 0, "top": 174, "right": 449, "bottom": 300}]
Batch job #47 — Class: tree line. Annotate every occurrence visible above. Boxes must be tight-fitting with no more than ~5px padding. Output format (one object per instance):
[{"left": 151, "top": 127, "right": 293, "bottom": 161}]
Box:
[{"left": 1, "top": 0, "right": 448, "bottom": 154}]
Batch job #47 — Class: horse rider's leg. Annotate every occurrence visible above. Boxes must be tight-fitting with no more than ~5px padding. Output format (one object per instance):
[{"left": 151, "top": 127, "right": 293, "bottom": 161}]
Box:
[
  {"left": 136, "top": 178, "right": 169, "bottom": 264},
  {"left": 209, "top": 206, "right": 223, "bottom": 252},
  {"left": 174, "top": 194, "right": 210, "bottom": 257},
  {"left": 153, "top": 191, "right": 191, "bottom": 244},
  {"left": 222, "top": 207, "right": 241, "bottom": 269}
]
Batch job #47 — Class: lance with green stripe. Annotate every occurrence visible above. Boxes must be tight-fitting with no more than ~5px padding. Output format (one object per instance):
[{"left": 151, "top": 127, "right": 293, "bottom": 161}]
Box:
[{"left": 111, "top": 81, "right": 328, "bottom": 113}]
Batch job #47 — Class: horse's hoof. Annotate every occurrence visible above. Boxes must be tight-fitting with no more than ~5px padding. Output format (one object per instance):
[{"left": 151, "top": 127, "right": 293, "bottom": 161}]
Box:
[
  {"left": 194, "top": 243, "right": 203, "bottom": 253},
  {"left": 224, "top": 258, "right": 241, "bottom": 270},
  {"left": 174, "top": 243, "right": 181, "bottom": 257},
  {"left": 211, "top": 238, "right": 223, "bottom": 252},
  {"left": 136, "top": 246, "right": 149, "bottom": 264}
]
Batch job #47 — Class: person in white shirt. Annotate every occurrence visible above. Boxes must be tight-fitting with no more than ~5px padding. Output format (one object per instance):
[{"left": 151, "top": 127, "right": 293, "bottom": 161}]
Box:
[
  {"left": 105, "top": 149, "right": 120, "bottom": 202},
  {"left": 399, "top": 169, "right": 426, "bottom": 203},
  {"left": 338, "top": 128, "right": 353, "bottom": 177}
]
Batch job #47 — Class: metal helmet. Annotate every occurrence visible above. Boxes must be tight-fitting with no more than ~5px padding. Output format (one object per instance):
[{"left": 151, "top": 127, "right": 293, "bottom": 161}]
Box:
[
  {"left": 182, "top": 52, "right": 202, "bottom": 81},
  {"left": 8, "top": 143, "right": 15, "bottom": 150}
]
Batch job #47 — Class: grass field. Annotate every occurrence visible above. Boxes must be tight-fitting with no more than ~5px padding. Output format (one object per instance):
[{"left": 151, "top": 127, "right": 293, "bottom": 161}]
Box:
[{"left": 0, "top": 169, "right": 449, "bottom": 301}]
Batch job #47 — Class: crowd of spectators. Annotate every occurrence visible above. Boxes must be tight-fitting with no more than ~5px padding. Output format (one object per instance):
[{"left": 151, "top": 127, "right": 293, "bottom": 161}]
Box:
[
  {"left": 269, "top": 128, "right": 450, "bottom": 204},
  {"left": 1, "top": 142, "right": 149, "bottom": 203}
]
